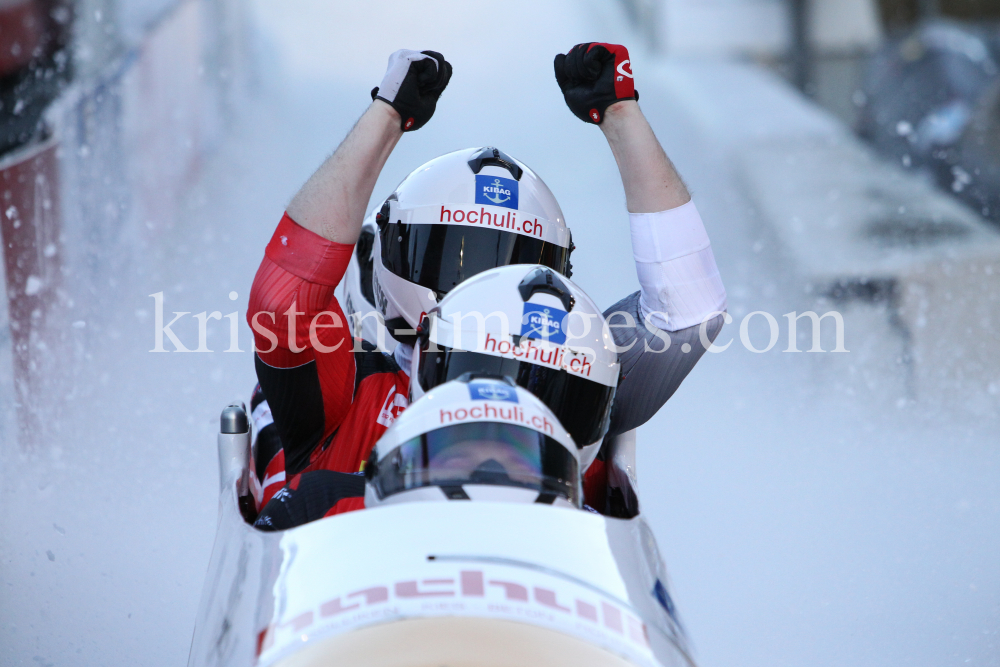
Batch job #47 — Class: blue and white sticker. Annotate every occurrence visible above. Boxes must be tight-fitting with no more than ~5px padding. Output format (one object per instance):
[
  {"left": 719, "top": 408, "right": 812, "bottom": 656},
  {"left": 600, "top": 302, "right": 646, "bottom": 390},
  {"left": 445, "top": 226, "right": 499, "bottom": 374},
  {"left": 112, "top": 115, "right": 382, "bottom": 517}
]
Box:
[
  {"left": 520, "top": 303, "right": 568, "bottom": 345},
  {"left": 468, "top": 381, "right": 519, "bottom": 403},
  {"left": 475, "top": 174, "right": 519, "bottom": 210}
]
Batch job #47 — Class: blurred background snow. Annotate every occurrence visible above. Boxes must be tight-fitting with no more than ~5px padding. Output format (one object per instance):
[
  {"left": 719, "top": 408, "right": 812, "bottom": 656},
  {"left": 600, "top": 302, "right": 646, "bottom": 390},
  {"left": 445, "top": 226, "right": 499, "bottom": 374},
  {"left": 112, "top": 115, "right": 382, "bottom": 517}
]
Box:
[{"left": 0, "top": 0, "right": 998, "bottom": 665}]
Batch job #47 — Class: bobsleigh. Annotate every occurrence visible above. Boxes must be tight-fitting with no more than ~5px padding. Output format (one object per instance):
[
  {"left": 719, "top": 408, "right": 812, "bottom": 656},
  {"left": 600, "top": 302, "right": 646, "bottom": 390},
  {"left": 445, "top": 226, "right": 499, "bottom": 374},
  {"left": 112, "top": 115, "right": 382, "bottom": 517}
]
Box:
[{"left": 186, "top": 404, "right": 695, "bottom": 667}]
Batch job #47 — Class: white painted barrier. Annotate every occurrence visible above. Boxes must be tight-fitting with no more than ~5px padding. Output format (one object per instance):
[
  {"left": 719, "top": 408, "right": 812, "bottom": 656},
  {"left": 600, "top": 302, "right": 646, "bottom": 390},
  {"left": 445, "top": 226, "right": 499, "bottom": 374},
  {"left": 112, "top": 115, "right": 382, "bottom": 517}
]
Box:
[{"left": 651, "top": 60, "right": 1000, "bottom": 409}]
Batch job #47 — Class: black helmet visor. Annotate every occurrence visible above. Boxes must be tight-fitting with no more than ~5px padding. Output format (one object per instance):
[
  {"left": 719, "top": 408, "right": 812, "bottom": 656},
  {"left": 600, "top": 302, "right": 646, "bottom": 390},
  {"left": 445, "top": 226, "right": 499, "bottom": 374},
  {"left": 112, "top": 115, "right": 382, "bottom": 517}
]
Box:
[
  {"left": 417, "top": 346, "right": 616, "bottom": 447},
  {"left": 380, "top": 222, "right": 571, "bottom": 299},
  {"left": 371, "top": 421, "right": 580, "bottom": 505}
]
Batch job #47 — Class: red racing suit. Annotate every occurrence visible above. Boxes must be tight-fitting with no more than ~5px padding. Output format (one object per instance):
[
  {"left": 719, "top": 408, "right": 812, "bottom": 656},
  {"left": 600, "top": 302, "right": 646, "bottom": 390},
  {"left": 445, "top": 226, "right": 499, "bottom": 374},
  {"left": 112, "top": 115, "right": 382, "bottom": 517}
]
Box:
[{"left": 247, "top": 213, "right": 409, "bottom": 511}]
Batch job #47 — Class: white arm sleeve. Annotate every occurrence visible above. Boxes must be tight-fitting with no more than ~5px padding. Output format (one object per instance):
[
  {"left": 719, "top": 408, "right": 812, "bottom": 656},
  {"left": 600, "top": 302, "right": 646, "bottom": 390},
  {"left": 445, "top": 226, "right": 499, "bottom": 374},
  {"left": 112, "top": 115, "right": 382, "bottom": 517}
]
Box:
[{"left": 629, "top": 201, "right": 727, "bottom": 332}]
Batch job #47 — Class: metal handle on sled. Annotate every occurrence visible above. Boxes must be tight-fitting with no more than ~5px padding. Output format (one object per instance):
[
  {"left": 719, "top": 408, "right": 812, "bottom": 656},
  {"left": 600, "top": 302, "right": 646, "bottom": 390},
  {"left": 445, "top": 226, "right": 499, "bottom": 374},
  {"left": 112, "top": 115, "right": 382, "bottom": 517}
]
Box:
[{"left": 217, "top": 403, "right": 250, "bottom": 494}]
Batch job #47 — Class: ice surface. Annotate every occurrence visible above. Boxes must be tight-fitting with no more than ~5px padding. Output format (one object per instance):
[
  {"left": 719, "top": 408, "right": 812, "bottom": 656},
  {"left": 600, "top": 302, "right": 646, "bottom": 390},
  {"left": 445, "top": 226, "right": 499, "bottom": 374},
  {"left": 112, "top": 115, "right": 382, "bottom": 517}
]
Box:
[{"left": 0, "top": 1, "right": 997, "bottom": 667}]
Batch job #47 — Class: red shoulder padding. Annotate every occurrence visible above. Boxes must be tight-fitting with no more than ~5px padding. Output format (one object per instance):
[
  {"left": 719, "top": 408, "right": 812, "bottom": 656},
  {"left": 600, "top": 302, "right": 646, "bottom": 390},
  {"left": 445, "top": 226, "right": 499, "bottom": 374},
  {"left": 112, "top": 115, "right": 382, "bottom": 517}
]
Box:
[
  {"left": 265, "top": 213, "right": 353, "bottom": 287},
  {"left": 248, "top": 213, "right": 356, "bottom": 367}
]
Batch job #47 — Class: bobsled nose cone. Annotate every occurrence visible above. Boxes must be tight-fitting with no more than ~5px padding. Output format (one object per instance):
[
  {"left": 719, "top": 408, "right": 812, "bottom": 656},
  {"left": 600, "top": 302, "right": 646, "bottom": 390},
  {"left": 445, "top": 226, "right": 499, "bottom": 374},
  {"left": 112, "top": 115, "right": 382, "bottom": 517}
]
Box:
[{"left": 271, "top": 616, "right": 641, "bottom": 667}]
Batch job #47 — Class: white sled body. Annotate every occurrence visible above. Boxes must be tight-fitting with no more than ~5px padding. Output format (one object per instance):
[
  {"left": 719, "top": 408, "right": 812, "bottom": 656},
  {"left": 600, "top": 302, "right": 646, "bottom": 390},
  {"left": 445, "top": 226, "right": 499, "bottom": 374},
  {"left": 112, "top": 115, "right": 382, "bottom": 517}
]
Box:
[{"left": 188, "top": 412, "right": 693, "bottom": 667}]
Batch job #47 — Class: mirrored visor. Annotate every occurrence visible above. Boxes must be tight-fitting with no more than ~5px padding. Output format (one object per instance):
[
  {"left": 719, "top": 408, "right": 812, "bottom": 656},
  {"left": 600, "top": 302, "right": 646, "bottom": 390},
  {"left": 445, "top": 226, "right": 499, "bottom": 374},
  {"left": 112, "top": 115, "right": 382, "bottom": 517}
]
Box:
[
  {"left": 380, "top": 222, "right": 571, "bottom": 299},
  {"left": 418, "top": 347, "right": 617, "bottom": 447},
  {"left": 372, "top": 421, "right": 579, "bottom": 504}
]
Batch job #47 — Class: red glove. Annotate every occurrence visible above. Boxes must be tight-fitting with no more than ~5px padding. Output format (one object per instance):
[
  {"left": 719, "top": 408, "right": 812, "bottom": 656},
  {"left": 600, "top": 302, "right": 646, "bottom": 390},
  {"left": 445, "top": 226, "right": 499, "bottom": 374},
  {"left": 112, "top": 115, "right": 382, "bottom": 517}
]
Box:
[{"left": 553, "top": 43, "right": 638, "bottom": 124}]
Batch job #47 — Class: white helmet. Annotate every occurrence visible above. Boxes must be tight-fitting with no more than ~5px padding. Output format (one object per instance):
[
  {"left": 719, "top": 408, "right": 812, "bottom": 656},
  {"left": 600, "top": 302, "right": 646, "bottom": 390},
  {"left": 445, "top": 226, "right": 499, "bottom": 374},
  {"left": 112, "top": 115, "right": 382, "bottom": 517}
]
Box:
[
  {"left": 410, "top": 264, "right": 620, "bottom": 471},
  {"left": 372, "top": 147, "right": 574, "bottom": 342},
  {"left": 364, "top": 376, "right": 581, "bottom": 508},
  {"left": 341, "top": 213, "right": 396, "bottom": 352}
]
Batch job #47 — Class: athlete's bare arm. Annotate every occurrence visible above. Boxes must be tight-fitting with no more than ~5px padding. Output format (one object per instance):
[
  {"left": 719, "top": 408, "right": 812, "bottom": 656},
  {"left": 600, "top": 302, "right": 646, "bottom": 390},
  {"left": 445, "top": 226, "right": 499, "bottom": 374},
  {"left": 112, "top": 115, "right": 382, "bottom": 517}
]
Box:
[
  {"left": 287, "top": 102, "right": 402, "bottom": 245},
  {"left": 286, "top": 49, "right": 452, "bottom": 245},
  {"left": 599, "top": 101, "right": 690, "bottom": 214},
  {"left": 554, "top": 42, "right": 727, "bottom": 433},
  {"left": 553, "top": 43, "right": 690, "bottom": 214}
]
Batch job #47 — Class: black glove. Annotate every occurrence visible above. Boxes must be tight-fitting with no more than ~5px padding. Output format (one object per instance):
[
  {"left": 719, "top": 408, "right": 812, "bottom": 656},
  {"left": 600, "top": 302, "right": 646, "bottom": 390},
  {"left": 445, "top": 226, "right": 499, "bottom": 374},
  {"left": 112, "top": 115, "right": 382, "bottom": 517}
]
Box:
[
  {"left": 553, "top": 43, "right": 638, "bottom": 125},
  {"left": 371, "top": 49, "right": 452, "bottom": 132}
]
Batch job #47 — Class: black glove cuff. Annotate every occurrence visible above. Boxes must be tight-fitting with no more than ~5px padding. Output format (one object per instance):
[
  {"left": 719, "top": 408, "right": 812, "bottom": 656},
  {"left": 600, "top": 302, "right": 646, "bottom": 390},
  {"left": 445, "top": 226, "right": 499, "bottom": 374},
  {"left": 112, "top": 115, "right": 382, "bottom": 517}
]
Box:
[
  {"left": 576, "top": 90, "right": 640, "bottom": 125},
  {"left": 370, "top": 88, "right": 419, "bottom": 132}
]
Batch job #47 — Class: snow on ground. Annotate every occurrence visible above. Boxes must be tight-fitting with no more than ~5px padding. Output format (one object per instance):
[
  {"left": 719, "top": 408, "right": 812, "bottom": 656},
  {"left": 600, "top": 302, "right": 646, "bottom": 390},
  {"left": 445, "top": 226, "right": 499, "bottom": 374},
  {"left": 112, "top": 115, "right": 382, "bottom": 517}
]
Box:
[{"left": 1, "top": 1, "right": 997, "bottom": 666}]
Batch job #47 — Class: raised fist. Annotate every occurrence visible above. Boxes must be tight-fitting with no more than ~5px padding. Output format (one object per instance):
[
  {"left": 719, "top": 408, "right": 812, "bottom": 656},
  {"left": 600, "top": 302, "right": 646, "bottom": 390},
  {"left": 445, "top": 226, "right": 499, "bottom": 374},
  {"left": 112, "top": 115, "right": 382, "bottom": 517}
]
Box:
[
  {"left": 371, "top": 49, "right": 452, "bottom": 132},
  {"left": 553, "top": 43, "right": 638, "bottom": 125}
]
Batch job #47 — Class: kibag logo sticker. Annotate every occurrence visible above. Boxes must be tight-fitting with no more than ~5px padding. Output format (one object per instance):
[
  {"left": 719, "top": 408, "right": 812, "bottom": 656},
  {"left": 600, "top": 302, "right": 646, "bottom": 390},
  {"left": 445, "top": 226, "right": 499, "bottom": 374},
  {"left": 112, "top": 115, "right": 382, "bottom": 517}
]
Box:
[
  {"left": 521, "top": 303, "right": 568, "bottom": 345},
  {"left": 475, "top": 174, "right": 518, "bottom": 210},
  {"left": 468, "top": 381, "right": 518, "bottom": 403}
]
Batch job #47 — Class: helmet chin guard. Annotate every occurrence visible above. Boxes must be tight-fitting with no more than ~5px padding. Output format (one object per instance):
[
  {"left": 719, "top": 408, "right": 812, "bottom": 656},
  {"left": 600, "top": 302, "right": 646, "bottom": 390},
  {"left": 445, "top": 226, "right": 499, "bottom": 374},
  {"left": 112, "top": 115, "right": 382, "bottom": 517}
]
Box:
[
  {"left": 372, "top": 230, "right": 439, "bottom": 337},
  {"left": 364, "top": 484, "right": 575, "bottom": 509}
]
